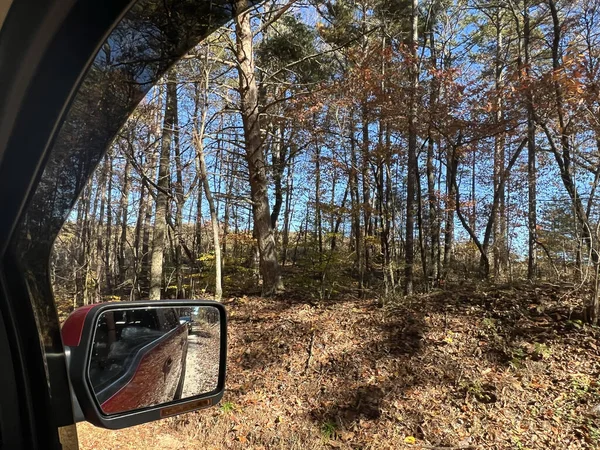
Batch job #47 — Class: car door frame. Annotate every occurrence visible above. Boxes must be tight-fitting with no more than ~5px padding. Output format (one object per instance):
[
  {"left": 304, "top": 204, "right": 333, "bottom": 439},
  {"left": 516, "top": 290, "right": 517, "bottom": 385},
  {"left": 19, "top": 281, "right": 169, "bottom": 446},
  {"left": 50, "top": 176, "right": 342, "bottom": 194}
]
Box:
[{"left": 0, "top": 1, "right": 135, "bottom": 448}]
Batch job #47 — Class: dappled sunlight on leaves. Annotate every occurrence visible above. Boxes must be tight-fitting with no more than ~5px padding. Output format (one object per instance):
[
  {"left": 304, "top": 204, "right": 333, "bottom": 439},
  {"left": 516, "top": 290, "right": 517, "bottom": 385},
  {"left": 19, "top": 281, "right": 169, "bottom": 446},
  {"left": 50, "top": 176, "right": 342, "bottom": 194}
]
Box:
[{"left": 79, "top": 283, "right": 600, "bottom": 449}]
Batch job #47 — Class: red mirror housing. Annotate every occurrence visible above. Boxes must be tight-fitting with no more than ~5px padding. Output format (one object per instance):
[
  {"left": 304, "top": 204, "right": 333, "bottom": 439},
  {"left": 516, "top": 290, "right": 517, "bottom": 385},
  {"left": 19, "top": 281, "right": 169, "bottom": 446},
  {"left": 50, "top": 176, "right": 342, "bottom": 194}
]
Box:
[{"left": 61, "top": 300, "right": 227, "bottom": 429}]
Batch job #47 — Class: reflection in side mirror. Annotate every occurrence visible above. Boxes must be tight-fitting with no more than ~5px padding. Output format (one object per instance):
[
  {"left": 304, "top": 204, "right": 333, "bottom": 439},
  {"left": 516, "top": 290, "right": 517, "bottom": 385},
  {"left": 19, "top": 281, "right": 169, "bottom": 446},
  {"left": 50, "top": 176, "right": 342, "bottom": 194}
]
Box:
[
  {"left": 61, "top": 301, "right": 226, "bottom": 429},
  {"left": 89, "top": 306, "right": 221, "bottom": 415}
]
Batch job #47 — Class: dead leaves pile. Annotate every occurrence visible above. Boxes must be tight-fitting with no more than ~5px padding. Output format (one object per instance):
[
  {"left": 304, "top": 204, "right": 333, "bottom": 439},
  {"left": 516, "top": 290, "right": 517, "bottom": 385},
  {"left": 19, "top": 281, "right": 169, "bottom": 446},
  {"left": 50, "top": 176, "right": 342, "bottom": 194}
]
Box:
[{"left": 78, "top": 283, "right": 600, "bottom": 449}]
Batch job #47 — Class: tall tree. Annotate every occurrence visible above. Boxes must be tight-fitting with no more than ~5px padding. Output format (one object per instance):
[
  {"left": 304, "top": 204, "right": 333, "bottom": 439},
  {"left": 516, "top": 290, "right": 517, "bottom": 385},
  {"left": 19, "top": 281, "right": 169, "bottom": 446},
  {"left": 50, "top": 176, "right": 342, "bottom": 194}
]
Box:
[
  {"left": 149, "top": 73, "right": 177, "bottom": 300},
  {"left": 524, "top": 0, "right": 537, "bottom": 280},
  {"left": 404, "top": 0, "right": 419, "bottom": 295},
  {"left": 193, "top": 47, "right": 223, "bottom": 300},
  {"left": 234, "top": 0, "right": 284, "bottom": 295}
]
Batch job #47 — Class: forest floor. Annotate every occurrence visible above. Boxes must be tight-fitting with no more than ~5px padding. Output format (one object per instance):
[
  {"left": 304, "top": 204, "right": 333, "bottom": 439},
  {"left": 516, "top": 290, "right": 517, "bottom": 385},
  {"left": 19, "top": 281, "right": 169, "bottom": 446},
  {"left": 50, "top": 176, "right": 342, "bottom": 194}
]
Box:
[{"left": 77, "top": 282, "right": 600, "bottom": 449}]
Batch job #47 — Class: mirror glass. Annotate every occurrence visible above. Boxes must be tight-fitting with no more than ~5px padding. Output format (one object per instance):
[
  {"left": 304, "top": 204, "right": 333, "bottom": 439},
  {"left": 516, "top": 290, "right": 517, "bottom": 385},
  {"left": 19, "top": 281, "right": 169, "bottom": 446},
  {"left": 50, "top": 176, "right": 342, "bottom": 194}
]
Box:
[{"left": 88, "top": 305, "right": 221, "bottom": 415}]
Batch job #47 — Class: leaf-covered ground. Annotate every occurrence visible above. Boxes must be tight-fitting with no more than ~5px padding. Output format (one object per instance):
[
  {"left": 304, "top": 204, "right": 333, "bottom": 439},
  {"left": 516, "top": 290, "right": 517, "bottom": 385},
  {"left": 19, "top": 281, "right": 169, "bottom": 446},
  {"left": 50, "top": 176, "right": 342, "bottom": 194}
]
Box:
[{"left": 78, "top": 283, "right": 600, "bottom": 449}]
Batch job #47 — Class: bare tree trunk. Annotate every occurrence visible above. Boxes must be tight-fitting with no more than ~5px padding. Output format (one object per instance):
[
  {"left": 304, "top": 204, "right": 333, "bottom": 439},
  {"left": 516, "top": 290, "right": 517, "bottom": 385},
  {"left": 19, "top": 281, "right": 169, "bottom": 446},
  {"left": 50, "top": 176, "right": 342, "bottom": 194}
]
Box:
[
  {"left": 194, "top": 131, "right": 223, "bottom": 301},
  {"left": 141, "top": 180, "right": 153, "bottom": 298},
  {"left": 331, "top": 184, "right": 348, "bottom": 252},
  {"left": 384, "top": 125, "right": 395, "bottom": 292},
  {"left": 492, "top": 9, "right": 506, "bottom": 278},
  {"left": 193, "top": 50, "right": 222, "bottom": 300},
  {"left": 426, "top": 63, "right": 439, "bottom": 284},
  {"left": 149, "top": 72, "right": 177, "bottom": 300},
  {"left": 546, "top": 0, "right": 599, "bottom": 322},
  {"left": 404, "top": 0, "right": 419, "bottom": 295},
  {"left": 270, "top": 123, "right": 287, "bottom": 229},
  {"left": 118, "top": 155, "right": 130, "bottom": 295},
  {"left": 234, "top": 0, "right": 284, "bottom": 295},
  {"left": 282, "top": 155, "right": 294, "bottom": 266},
  {"left": 173, "top": 95, "right": 184, "bottom": 298},
  {"left": 133, "top": 173, "right": 146, "bottom": 299},
  {"left": 443, "top": 137, "right": 458, "bottom": 280},
  {"left": 223, "top": 153, "right": 234, "bottom": 261},
  {"left": 470, "top": 149, "right": 476, "bottom": 237},
  {"left": 95, "top": 157, "right": 108, "bottom": 303},
  {"left": 105, "top": 152, "right": 113, "bottom": 294},
  {"left": 417, "top": 171, "right": 428, "bottom": 289},
  {"left": 524, "top": 0, "right": 537, "bottom": 280},
  {"left": 315, "top": 143, "right": 323, "bottom": 258},
  {"left": 196, "top": 178, "right": 203, "bottom": 258},
  {"left": 479, "top": 139, "right": 528, "bottom": 277},
  {"left": 349, "top": 116, "right": 363, "bottom": 288},
  {"left": 75, "top": 185, "right": 92, "bottom": 306},
  {"left": 361, "top": 103, "right": 372, "bottom": 286},
  {"left": 194, "top": 81, "right": 204, "bottom": 261}
]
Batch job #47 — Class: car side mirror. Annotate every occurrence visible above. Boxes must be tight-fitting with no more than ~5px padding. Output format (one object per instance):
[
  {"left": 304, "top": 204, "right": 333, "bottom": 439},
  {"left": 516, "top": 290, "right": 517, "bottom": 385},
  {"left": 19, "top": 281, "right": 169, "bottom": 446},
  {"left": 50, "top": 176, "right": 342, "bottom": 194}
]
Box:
[{"left": 61, "top": 300, "right": 226, "bottom": 429}]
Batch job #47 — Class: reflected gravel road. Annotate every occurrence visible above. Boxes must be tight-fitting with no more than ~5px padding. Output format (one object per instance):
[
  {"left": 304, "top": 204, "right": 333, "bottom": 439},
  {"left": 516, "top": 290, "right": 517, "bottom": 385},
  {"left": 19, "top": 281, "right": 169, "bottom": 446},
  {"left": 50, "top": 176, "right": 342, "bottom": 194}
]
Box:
[{"left": 182, "top": 324, "right": 220, "bottom": 397}]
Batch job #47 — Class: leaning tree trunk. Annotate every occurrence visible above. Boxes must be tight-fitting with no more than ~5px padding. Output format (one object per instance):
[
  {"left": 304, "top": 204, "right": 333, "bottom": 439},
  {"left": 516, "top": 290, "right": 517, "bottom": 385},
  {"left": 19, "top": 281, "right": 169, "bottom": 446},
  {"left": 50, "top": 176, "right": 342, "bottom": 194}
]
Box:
[
  {"left": 195, "top": 130, "right": 223, "bottom": 301},
  {"left": 193, "top": 54, "right": 223, "bottom": 301},
  {"left": 234, "top": 0, "right": 284, "bottom": 295},
  {"left": 547, "top": 0, "right": 599, "bottom": 323}
]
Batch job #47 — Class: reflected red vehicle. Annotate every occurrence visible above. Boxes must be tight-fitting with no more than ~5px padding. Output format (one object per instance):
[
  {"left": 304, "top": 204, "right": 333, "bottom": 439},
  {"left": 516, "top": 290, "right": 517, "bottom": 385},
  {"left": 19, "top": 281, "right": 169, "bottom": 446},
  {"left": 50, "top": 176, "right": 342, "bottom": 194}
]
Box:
[{"left": 63, "top": 307, "right": 188, "bottom": 414}]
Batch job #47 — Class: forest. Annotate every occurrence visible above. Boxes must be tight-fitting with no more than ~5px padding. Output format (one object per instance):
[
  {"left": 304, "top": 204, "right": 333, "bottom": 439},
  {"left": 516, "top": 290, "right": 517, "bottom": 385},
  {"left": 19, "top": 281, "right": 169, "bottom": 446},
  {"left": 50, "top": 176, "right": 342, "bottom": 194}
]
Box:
[
  {"left": 52, "top": 0, "right": 600, "bottom": 448},
  {"left": 52, "top": 0, "right": 600, "bottom": 319}
]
